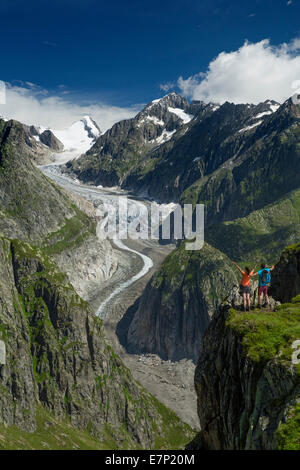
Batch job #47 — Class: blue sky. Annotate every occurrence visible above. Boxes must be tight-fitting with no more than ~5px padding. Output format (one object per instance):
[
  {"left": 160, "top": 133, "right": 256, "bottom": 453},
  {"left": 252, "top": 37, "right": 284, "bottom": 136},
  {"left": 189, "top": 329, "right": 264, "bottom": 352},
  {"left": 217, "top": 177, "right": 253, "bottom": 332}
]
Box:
[
  {"left": 0, "top": 0, "right": 299, "bottom": 106},
  {"left": 1, "top": 0, "right": 300, "bottom": 130}
]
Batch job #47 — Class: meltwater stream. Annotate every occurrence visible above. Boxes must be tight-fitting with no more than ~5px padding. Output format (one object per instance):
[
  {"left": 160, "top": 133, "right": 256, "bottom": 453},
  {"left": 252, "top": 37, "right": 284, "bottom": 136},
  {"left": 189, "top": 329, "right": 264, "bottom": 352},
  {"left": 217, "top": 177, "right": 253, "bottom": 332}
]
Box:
[
  {"left": 95, "top": 238, "right": 153, "bottom": 318},
  {"left": 40, "top": 165, "right": 175, "bottom": 319}
]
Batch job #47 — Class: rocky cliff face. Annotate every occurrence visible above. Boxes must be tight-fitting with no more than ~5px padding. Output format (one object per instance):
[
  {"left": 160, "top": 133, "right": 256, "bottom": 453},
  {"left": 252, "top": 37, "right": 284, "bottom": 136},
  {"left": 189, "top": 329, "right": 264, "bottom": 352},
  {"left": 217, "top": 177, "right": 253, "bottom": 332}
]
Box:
[
  {"left": 270, "top": 242, "right": 300, "bottom": 303},
  {"left": 0, "top": 236, "right": 193, "bottom": 448},
  {"left": 39, "top": 129, "right": 64, "bottom": 152},
  {"left": 126, "top": 243, "right": 238, "bottom": 362},
  {"left": 16, "top": 120, "right": 57, "bottom": 164},
  {"left": 124, "top": 100, "right": 280, "bottom": 202},
  {"left": 0, "top": 119, "right": 75, "bottom": 240},
  {"left": 189, "top": 247, "right": 300, "bottom": 450}
]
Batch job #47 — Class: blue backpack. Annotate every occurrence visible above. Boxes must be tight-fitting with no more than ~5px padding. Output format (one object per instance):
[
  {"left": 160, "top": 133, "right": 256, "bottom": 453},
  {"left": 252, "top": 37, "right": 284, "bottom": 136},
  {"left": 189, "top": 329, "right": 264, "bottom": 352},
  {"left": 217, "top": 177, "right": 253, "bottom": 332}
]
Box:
[{"left": 261, "top": 269, "right": 271, "bottom": 285}]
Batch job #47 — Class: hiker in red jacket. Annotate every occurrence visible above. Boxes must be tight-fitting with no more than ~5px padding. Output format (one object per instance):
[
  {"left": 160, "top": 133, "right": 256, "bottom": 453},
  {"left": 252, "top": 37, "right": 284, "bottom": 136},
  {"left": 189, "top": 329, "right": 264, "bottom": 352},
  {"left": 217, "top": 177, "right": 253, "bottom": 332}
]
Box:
[{"left": 232, "top": 261, "right": 259, "bottom": 311}]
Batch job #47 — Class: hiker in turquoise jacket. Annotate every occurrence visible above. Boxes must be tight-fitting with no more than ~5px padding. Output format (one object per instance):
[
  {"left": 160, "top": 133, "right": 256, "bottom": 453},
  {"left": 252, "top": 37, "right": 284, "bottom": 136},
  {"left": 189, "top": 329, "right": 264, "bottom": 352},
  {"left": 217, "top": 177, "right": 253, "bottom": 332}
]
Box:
[{"left": 253, "top": 263, "right": 275, "bottom": 308}]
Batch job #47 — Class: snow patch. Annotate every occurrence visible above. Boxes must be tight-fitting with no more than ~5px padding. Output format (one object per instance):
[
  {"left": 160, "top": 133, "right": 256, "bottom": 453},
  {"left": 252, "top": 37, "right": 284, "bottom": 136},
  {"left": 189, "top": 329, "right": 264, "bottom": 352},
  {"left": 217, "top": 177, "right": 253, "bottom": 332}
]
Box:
[
  {"left": 139, "top": 115, "right": 165, "bottom": 126},
  {"left": 150, "top": 129, "right": 176, "bottom": 145},
  {"left": 239, "top": 120, "right": 263, "bottom": 133},
  {"left": 253, "top": 111, "right": 272, "bottom": 119},
  {"left": 270, "top": 104, "right": 280, "bottom": 113},
  {"left": 168, "top": 107, "right": 193, "bottom": 124}
]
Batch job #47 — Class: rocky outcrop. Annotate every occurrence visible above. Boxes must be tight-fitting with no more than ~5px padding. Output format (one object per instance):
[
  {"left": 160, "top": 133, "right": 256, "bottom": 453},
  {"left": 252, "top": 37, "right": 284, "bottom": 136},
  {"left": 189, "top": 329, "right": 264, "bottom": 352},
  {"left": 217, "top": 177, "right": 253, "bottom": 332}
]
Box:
[
  {"left": 0, "top": 119, "right": 75, "bottom": 240},
  {"left": 270, "top": 242, "right": 300, "bottom": 303},
  {"left": 188, "top": 244, "right": 300, "bottom": 450},
  {"left": 39, "top": 129, "right": 64, "bottom": 151},
  {"left": 0, "top": 236, "right": 193, "bottom": 448},
  {"left": 0, "top": 238, "right": 37, "bottom": 432},
  {"left": 190, "top": 300, "right": 300, "bottom": 450},
  {"left": 126, "top": 243, "right": 238, "bottom": 362}
]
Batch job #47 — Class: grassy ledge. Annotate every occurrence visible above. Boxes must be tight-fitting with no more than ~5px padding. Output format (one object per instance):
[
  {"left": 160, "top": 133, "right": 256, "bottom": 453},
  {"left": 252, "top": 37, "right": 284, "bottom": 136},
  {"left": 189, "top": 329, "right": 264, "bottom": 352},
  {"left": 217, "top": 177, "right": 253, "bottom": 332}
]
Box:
[{"left": 226, "top": 297, "right": 300, "bottom": 371}]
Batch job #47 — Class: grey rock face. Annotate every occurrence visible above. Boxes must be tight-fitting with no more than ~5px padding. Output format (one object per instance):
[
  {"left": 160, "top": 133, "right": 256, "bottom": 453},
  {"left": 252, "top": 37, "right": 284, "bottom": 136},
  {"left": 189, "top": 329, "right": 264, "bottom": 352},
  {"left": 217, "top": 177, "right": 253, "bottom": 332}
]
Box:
[
  {"left": 0, "top": 340, "right": 5, "bottom": 365},
  {"left": 0, "top": 238, "right": 38, "bottom": 432},
  {"left": 39, "top": 129, "right": 64, "bottom": 151},
  {"left": 0, "top": 237, "right": 189, "bottom": 447},
  {"left": 189, "top": 244, "right": 300, "bottom": 451},
  {"left": 270, "top": 244, "right": 300, "bottom": 303},
  {"left": 29, "top": 125, "right": 39, "bottom": 136},
  {"left": 0, "top": 119, "right": 76, "bottom": 240},
  {"left": 191, "top": 304, "right": 300, "bottom": 450},
  {"left": 82, "top": 116, "right": 101, "bottom": 139}
]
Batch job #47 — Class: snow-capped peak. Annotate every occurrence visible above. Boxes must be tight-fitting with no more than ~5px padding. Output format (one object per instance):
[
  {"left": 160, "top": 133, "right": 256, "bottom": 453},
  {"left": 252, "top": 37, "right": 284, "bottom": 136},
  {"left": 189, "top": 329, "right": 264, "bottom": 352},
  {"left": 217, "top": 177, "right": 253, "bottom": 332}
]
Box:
[
  {"left": 265, "top": 100, "right": 280, "bottom": 112},
  {"left": 147, "top": 92, "right": 188, "bottom": 110},
  {"left": 80, "top": 116, "right": 101, "bottom": 140},
  {"left": 151, "top": 92, "right": 178, "bottom": 105},
  {"left": 250, "top": 100, "right": 281, "bottom": 122},
  {"left": 39, "top": 116, "right": 101, "bottom": 154}
]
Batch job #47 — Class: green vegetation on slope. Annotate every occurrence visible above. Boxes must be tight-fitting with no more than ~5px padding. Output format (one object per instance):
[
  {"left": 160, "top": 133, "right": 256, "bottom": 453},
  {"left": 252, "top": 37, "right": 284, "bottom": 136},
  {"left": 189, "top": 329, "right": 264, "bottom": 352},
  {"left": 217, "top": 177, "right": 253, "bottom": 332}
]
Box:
[
  {"left": 276, "top": 404, "right": 300, "bottom": 451},
  {"left": 206, "top": 188, "right": 300, "bottom": 265},
  {"left": 0, "top": 119, "right": 78, "bottom": 240},
  {"left": 149, "top": 394, "right": 195, "bottom": 450},
  {"left": 0, "top": 403, "right": 193, "bottom": 451},
  {"left": 42, "top": 205, "right": 96, "bottom": 255},
  {"left": 226, "top": 296, "right": 300, "bottom": 371},
  {"left": 153, "top": 241, "right": 237, "bottom": 289},
  {"left": 0, "top": 406, "right": 104, "bottom": 450},
  {"left": 285, "top": 241, "right": 300, "bottom": 254}
]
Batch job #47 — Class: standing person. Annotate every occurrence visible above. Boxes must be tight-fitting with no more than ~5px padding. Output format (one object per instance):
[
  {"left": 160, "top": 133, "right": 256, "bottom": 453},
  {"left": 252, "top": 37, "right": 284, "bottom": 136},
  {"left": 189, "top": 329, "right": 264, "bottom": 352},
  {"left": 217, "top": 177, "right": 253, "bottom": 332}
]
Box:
[
  {"left": 231, "top": 261, "right": 259, "bottom": 311},
  {"left": 253, "top": 263, "right": 275, "bottom": 308}
]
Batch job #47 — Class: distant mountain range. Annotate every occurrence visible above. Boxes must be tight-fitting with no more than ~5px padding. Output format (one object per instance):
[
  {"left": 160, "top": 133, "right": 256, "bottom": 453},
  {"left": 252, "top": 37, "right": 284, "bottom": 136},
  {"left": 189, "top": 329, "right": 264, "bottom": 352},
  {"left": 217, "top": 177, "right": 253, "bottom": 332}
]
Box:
[
  {"left": 64, "top": 92, "right": 300, "bottom": 263},
  {"left": 65, "top": 92, "right": 280, "bottom": 198},
  {"left": 0, "top": 114, "right": 101, "bottom": 163},
  {"left": 36, "top": 115, "right": 101, "bottom": 154}
]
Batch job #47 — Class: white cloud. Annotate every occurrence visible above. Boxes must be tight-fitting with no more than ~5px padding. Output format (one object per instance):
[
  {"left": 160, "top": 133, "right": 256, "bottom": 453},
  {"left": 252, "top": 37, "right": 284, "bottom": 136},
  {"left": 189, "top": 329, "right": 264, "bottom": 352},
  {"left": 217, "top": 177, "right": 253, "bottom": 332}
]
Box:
[
  {"left": 0, "top": 82, "right": 140, "bottom": 132},
  {"left": 178, "top": 39, "right": 300, "bottom": 104},
  {"left": 160, "top": 81, "right": 176, "bottom": 92}
]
